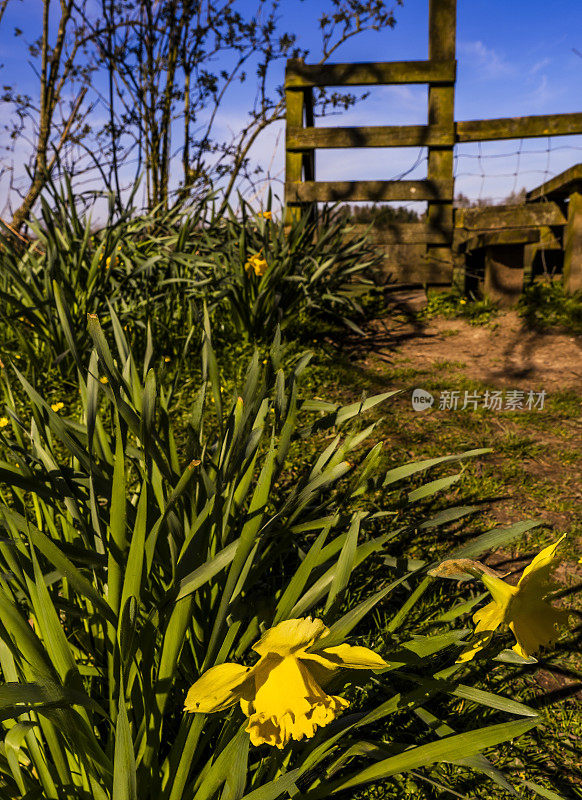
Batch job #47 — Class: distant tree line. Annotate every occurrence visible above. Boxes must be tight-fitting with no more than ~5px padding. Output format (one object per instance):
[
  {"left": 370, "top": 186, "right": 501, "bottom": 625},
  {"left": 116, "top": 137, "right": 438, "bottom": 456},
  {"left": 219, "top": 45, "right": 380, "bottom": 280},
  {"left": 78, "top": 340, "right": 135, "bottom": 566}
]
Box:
[{"left": 336, "top": 187, "right": 529, "bottom": 228}]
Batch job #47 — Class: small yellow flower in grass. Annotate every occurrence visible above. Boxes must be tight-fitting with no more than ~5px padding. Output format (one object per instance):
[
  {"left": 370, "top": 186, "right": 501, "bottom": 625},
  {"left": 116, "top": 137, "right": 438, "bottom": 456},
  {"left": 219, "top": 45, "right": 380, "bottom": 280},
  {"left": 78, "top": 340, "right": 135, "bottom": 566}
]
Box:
[
  {"left": 244, "top": 251, "right": 269, "bottom": 277},
  {"left": 164, "top": 355, "right": 171, "bottom": 363},
  {"left": 259, "top": 210, "right": 272, "bottom": 220},
  {"left": 184, "top": 616, "right": 387, "bottom": 749},
  {"left": 99, "top": 376, "right": 108, "bottom": 384},
  {"left": 0, "top": 417, "right": 9, "bottom": 428},
  {"left": 50, "top": 402, "right": 64, "bottom": 412},
  {"left": 431, "top": 536, "right": 572, "bottom": 661},
  {"left": 459, "top": 298, "right": 467, "bottom": 305}
]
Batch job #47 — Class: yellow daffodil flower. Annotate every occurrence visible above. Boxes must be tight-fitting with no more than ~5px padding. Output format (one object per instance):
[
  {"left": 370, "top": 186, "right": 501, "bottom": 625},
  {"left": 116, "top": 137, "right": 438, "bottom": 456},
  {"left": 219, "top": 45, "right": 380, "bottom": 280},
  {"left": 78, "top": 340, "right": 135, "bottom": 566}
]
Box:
[
  {"left": 184, "top": 616, "right": 387, "bottom": 749},
  {"left": 0, "top": 417, "right": 9, "bottom": 428},
  {"left": 244, "top": 252, "right": 269, "bottom": 277},
  {"left": 50, "top": 402, "right": 64, "bottom": 412},
  {"left": 432, "top": 537, "right": 571, "bottom": 662},
  {"left": 105, "top": 251, "right": 120, "bottom": 269}
]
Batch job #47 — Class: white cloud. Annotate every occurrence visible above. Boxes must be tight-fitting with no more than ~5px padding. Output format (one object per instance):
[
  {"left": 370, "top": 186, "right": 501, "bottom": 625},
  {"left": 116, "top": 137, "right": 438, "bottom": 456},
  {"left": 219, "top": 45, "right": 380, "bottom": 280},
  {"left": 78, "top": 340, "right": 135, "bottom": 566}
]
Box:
[
  {"left": 531, "top": 57, "right": 551, "bottom": 74},
  {"left": 458, "top": 40, "right": 514, "bottom": 79}
]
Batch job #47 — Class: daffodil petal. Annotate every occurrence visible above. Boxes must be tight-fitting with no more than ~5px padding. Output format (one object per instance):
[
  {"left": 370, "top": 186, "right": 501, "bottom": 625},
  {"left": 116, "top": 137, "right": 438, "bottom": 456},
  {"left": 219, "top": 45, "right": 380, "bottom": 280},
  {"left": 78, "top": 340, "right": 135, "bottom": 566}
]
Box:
[
  {"left": 473, "top": 600, "right": 505, "bottom": 633},
  {"left": 517, "top": 535, "right": 565, "bottom": 592},
  {"left": 247, "top": 655, "right": 348, "bottom": 748},
  {"left": 302, "top": 643, "right": 387, "bottom": 671},
  {"left": 479, "top": 573, "right": 516, "bottom": 609},
  {"left": 184, "top": 662, "right": 252, "bottom": 714},
  {"left": 252, "top": 617, "right": 329, "bottom": 657},
  {"left": 456, "top": 630, "right": 495, "bottom": 663},
  {"left": 456, "top": 600, "right": 505, "bottom": 663},
  {"left": 508, "top": 598, "right": 569, "bottom": 658}
]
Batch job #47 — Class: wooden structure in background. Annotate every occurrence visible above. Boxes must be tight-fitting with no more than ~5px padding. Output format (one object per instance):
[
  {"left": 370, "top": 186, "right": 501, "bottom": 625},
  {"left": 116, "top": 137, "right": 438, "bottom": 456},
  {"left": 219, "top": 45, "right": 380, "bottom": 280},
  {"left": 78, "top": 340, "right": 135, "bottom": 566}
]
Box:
[
  {"left": 284, "top": 0, "right": 582, "bottom": 298},
  {"left": 526, "top": 164, "right": 582, "bottom": 294}
]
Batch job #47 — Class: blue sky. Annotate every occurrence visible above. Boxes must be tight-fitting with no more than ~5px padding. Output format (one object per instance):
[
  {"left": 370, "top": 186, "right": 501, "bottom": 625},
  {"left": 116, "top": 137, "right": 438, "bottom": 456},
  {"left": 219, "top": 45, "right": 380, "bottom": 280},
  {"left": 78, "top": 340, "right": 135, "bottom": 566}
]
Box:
[{"left": 1, "top": 0, "right": 581, "bottom": 216}]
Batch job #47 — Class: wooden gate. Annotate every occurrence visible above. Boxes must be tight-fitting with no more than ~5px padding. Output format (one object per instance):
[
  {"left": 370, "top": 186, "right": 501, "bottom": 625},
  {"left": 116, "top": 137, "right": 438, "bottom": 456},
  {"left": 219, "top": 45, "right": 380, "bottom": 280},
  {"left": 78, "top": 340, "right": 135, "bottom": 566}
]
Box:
[{"left": 284, "top": 0, "right": 582, "bottom": 292}]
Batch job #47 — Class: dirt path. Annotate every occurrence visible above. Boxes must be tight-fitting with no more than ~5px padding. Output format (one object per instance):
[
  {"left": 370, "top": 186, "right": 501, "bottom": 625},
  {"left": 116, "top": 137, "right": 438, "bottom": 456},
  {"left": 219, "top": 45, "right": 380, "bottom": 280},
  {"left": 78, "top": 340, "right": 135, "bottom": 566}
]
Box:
[
  {"left": 341, "top": 287, "right": 582, "bottom": 583},
  {"left": 365, "top": 291, "right": 582, "bottom": 391}
]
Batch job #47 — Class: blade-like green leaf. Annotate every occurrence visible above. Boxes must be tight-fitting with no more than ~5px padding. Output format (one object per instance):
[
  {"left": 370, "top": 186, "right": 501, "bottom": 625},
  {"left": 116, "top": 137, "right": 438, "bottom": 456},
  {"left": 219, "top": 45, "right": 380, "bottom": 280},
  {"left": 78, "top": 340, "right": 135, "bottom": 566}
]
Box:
[
  {"left": 310, "top": 718, "right": 539, "bottom": 796},
  {"left": 112, "top": 691, "right": 137, "bottom": 800}
]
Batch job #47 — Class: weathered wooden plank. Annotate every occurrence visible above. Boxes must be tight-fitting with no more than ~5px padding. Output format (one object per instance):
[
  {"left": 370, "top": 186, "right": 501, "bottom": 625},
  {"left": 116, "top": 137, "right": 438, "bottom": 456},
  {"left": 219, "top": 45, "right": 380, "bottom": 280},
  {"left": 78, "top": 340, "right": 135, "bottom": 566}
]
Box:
[
  {"left": 484, "top": 245, "right": 525, "bottom": 307},
  {"left": 456, "top": 112, "right": 582, "bottom": 143},
  {"left": 455, "top": 202, "right": 567, "bottom": 231},
  {"left": 284, "top": 59, "right": 456, "bottom": 88},
  {"left": 285, "top": 87, "right": 305, "bottom": 225},
  {"left": 427, "top": 0, "right": 456, "bottom": 270},
  {"left": 342, "top": 222, "right": 452, "bottom": 245},
  {"left": 358, "top": 244, "right": 453, "bottom": 286},
  {"left": 563, "top": 190, "right": 582, "bottom": 293},
  {"left": 526, "top": 164, "right": 582, "bottom": 202},
  {"left": 463, "top": 228, "right": 540, "bottom": 252},
  {"left": 285, "top": 180, "right": 453, "bottom": 203},
  {"left": 286, "top": 124, "right": 453, "bottom": 150}
]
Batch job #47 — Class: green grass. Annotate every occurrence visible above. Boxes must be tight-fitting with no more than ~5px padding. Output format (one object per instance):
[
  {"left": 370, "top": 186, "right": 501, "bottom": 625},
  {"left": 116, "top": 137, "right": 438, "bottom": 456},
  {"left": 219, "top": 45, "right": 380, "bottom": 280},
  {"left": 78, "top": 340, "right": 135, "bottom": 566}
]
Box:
[
  {"left": 518, "top": 280, "right": 582, "bottom": 334},
  {"left": 421, "top": 289, "right": 500, "bottom": 327}
]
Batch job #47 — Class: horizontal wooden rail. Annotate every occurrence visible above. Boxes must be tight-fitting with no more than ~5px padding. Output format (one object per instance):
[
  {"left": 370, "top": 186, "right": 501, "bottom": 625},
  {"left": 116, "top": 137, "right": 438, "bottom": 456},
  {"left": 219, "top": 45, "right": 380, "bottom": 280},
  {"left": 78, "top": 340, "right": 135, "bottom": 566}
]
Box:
[
  {"left": 287, "top": 115, "right": 582, "bottom": 152},
  {"left": 285, "top": 179, "right": 453, "bottom": 204},
  {"left": 461, "top": 229, "right": 541, "bottom": 253},
  {"left": 285, "top": 59, "right": 456, "bottom": 88},
  {"left": 456, "top": 112, "right": 582, "bottom": 142},
  {"left": 455, "top": 202, "right": 567, "bottom": 231},
  {"left": 526, "top": 164, "right": 582, "bottom": 201},
  {"left": 344, "top": 222, "right": 452, "bottom": 245},
  {"left": 286, "top": 124, "right": 453, "bottom": 150}
]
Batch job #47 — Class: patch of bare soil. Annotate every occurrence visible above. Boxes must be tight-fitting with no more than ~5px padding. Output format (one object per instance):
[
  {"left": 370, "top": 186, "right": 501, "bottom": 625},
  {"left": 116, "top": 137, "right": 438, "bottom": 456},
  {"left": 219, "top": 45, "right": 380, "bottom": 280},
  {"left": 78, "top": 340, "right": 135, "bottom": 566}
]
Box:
[
  {"left": 363, "top": 290, "right": 582, "bottom": 391},
  {"left": 344, "top": 289, "right": 582, "bottom": 548}
]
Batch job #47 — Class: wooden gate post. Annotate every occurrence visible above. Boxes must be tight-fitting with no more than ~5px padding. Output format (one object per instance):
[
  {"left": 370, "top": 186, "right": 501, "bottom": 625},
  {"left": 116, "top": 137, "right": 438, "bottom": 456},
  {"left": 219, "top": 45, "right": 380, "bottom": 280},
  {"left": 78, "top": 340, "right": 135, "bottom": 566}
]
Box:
[
  {"left": 427, "top": 0, "right": 456, "bottom": 282},
  {"left": 563, "top": 190, "right": 582, "bottom": 293},
  {"left": 285, "top": 59, "right": 314, "bottom": 226}
]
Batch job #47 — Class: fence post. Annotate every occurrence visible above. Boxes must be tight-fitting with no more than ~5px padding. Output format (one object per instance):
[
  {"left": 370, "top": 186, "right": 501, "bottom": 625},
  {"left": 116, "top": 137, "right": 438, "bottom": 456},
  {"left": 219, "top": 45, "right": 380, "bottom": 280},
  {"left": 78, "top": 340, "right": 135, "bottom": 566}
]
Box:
[
  {"left": 285, "top": 59, "right": 307, "bottom": 226},
  {"left": 303, "top": 85, "right": 317, "bottom": 227},
  {"left": 427, "top": 0, "right": 456, "bottom": 283},
  {"left": 563, "top": 190, "right": 582, "bottom": 293}
]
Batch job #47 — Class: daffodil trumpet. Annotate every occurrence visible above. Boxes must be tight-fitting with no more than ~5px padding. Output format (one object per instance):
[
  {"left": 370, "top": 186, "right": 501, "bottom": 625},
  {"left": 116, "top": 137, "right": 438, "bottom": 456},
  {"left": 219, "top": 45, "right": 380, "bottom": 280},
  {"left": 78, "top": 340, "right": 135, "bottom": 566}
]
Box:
[
  {"left": 430, "top": 536, "right": 572, "bottom": 662},
  {"left": 244, "top": 251, "right": 269, "bottom": 277},
  {"left": 184, "top": 616, "right": 387, "bottom": 749}
]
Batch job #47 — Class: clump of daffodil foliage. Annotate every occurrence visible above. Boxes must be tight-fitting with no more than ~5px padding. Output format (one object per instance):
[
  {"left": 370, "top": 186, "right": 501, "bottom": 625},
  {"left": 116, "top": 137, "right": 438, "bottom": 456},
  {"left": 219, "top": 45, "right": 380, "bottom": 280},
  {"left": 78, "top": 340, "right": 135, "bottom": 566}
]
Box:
[
  {"left": 0, "top": 304, "right": 575, "bottom": 799},
  {"left": 190, "top": 191, "right": 382, "bottom": 342}
]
